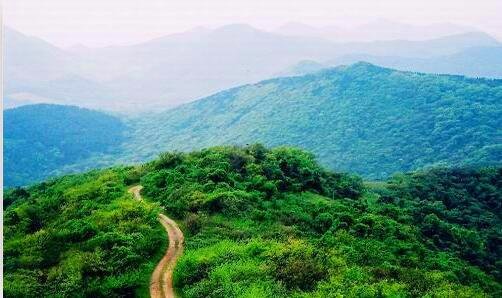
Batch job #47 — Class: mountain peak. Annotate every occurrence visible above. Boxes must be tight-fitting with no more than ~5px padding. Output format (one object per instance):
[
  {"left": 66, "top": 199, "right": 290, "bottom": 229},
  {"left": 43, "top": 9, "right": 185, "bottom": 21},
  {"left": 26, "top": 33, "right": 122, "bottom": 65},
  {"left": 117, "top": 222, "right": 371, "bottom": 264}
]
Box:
[
  {"left": 349, "top": 61, "right": 378, "bottom": 68},
  {"left": 334, "top": 61, "right": 390, "bottom": 74}
]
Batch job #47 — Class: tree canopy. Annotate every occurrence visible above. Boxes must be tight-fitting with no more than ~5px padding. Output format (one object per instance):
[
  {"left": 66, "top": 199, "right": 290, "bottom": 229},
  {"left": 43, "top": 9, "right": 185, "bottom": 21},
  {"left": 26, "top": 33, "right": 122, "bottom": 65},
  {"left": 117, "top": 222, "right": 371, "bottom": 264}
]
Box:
[{"left": 4, "top": 104, "right": 127, "bottom": 187}]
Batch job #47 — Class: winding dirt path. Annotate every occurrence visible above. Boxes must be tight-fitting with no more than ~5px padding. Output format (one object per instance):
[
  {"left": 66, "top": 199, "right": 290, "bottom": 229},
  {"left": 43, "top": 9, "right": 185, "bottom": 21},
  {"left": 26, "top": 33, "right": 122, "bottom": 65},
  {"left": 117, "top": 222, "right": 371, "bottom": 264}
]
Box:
[
  {"left": 128, "top": 185, "right": 184, "bottom": 298},
  {"left": 128, "top": 185, "right": 143, "bottom": 201}
]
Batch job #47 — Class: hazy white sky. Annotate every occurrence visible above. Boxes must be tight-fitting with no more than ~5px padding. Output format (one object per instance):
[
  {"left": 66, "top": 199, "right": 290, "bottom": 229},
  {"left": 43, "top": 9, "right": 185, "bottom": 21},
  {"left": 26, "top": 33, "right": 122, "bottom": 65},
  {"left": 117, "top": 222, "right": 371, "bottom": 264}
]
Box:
[{"left": 4, "top": 0, "right": 502, "bottom": 47}]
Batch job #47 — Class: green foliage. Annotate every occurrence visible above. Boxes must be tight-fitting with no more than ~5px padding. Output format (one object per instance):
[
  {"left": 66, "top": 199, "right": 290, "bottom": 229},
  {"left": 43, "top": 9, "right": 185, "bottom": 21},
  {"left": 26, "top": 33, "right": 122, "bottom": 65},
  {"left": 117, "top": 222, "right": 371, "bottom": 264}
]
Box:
[
  {"left": 268, "top": 240, "right": 328, "bottom": 291},
  {"left": 173, "top": 240, "right": 287, "bottom": 298},
  {"left": 3, "top": 168, "right": 164, "bottom": 297},
  {"left": 126, "top": 63, "right": 502, "bottom": 179},
  {"left": 4, "top": 104, "right": 127, "bottom": 187},
  {"left": 6, "top": 64, "right": 502, "bottom": 187},
  {"left": 4, "top": 144, "right": 501, "bottom": 297},
  {"left": 140, "top": 145, "right": 358, "bottom": 219},
  {"left": 139, "top": 145, "right": 501, "bottom": 297},
  {"left": 385, "top": 167, "right": 502, "bottom": 280}
]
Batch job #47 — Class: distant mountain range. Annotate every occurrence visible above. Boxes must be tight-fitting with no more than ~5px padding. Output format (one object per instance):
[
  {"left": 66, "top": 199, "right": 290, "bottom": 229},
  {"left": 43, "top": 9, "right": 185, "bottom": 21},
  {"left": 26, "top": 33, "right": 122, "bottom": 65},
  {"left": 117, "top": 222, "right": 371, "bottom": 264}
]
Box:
[
  {"left": 274, "top": 20, "right": 480, "bottom": 42},
  {"left": 5, "top": 63, "right": 501, "bottom": 186},
  {"left": 5, "top": 23, "right": 501, "bottom": 111},
  {"left": 281, "top": 46, "right": 502, "bottom": 79}
]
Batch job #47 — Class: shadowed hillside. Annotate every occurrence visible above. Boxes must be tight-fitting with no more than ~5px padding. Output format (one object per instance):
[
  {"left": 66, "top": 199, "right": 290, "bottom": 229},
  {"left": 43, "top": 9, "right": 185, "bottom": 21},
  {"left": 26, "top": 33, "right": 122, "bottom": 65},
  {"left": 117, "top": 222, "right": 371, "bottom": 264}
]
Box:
[{"left": 4, "top": 104, "right": 127, "bottom": 186}]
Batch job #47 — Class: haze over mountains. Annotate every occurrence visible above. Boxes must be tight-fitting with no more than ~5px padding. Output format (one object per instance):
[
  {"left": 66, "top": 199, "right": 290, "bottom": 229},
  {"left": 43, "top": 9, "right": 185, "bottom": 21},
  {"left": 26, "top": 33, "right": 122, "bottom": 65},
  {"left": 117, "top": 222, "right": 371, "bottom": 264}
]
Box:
[
  {"left": 123, "top": 63, "right": 502, "bottom": 178},
  {"left": 281, "top": 46, "right": 502, "bottom": 79},
  {"left": 5, "top": 63, "right": 502, "bottom": 186},
  {"left": 5, "top": 21, "right": 501, "bottom": 111},
  {"left": 274, "top": 20, "right": 479, "bottom": 42},
  {"left": 5, "top": 0, "right": 502, "bottom": 294},
  {"left": 274, "top": 19, "right": 490, "bottom": 42}
]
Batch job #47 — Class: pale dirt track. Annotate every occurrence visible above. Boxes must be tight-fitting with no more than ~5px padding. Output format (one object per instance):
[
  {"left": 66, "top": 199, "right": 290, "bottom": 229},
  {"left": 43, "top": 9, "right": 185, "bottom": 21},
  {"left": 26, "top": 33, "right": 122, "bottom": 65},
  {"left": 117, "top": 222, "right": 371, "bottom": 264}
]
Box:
[
  {"left": 128, "top": 185, "right": 143, "bottom": 201},
  {"left": 128, "top": 185, "right": 184, "bottom": 298}
]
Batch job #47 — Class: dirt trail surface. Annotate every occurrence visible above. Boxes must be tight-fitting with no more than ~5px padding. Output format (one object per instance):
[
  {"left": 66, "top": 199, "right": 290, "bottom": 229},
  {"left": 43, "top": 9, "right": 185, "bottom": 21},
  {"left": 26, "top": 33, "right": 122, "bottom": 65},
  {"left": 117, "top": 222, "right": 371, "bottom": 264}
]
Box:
[
  {"left": 128, "top": 185, "right": 143, "bottom": 201},
  {"left": 128, "top": 185, "right": 184, "bottom": 298}
]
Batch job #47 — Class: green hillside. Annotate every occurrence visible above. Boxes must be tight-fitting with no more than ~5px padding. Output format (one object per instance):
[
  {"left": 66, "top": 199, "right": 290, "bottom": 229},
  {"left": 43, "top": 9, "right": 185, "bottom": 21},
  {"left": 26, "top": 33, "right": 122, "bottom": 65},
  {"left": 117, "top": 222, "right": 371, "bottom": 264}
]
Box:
[
  {"left": 126, "top": 63, "right": 502, "bottom": 179},
  {"left": 4, "top": 63, "right": 502, "bottom": 187},
  {"left": 4, "top": 145, "right": 501, "bottom": 297},
  {"left": 3, "top": 168, "right": 164, "bottom": 297},
  {"left": 4, "top": 104, "right": 127, "bottom": 186}
]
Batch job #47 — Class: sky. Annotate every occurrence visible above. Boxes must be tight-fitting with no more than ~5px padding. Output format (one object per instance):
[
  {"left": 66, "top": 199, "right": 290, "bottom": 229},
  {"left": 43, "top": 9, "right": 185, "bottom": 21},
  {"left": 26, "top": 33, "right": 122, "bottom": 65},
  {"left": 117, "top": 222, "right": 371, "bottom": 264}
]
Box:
[{"left": 4, "top": 0, "right": 502, "bottom": 48}]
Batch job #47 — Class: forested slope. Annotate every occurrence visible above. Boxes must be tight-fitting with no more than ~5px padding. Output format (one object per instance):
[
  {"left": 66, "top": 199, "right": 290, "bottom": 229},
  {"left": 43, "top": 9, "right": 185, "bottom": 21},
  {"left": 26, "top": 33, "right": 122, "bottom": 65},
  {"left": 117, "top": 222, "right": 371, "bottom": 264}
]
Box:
[
  {"left": 4, "top": 104, "right": 127, "bottom": 186},
  {"left": 126, "top": 63, "right": 502, "bottom": 179},
  {"left": 5, "top": 63, "right": 502, "bottom": 187}
]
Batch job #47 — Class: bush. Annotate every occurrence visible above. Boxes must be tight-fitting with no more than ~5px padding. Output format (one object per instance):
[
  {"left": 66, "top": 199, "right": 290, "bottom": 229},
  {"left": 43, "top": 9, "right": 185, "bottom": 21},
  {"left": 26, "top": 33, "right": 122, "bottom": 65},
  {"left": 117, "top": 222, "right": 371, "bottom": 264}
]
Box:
[{"left": 268, "top": 240, "right": 328, "bottom": 291}]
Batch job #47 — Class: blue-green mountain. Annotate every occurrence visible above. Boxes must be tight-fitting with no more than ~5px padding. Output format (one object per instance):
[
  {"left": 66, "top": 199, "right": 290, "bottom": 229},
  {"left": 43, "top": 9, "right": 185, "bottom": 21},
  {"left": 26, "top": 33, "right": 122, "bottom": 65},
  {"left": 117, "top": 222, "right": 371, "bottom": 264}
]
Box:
[
  {"left": 4, "top": 63, "right": 502, "bottom": 187},
  {"left": 4, "top": 104, "right": 126, "bottom": 186},
  {"left": 125, "top": 63, "right": 502, "bottom": 179}
]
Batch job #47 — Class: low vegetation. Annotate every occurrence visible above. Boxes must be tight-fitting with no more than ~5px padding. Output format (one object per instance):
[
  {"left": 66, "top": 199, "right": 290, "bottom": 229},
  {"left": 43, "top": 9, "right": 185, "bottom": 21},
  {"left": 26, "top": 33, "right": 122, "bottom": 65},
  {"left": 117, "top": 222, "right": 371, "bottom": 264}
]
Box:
[
  {"left": 3, "top": 169, "right": 164, "bottom": 297},
  {"left": 3, "top": 145, "right": 501, "bottom": 297},
  {"left": 140, "top": 145, "right": 501, "bottom": 297}
]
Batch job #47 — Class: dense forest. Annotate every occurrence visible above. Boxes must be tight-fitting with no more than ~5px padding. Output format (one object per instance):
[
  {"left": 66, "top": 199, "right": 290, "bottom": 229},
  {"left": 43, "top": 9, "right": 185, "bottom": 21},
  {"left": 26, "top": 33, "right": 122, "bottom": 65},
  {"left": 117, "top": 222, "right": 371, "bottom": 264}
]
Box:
[
  {"left": 125, "top": 63, "right": 502, "bottom": 178},
  {"left": 4, "top": 64, "right": 502, "bottom": 187},
  {"left": 4, "top": 104, "right": 127, "bottom": 186},
  {"left": 4, "top": 145, "right": 501, "bottom": 297}
]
